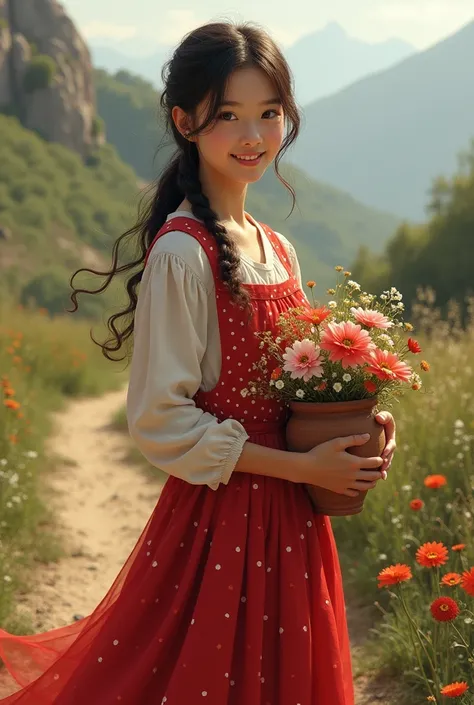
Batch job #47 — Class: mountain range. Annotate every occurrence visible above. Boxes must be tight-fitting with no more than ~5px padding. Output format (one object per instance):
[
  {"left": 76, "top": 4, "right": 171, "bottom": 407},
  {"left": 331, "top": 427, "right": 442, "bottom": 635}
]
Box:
[
  {"left": 91, "top": 22, "right": 415, "bottom": 107},
  {"left": 292, "top": 19, "right": 474, "bottom": 219}
]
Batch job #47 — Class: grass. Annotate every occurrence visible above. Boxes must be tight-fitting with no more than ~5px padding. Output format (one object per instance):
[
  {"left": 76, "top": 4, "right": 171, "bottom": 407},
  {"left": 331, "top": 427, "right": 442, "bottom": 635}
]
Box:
[
  {"left": 0, "top": 303, "right": 126, "bottom": 634},
  {"left": 333, "top": 292, "right": 474, "bottom": 703}
]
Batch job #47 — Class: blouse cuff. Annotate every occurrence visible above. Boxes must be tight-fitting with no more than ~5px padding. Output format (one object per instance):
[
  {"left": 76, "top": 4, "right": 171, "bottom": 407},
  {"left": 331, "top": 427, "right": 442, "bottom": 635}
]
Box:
[{"left": 207, "top": 429, "right": 249, "bottom": 491}]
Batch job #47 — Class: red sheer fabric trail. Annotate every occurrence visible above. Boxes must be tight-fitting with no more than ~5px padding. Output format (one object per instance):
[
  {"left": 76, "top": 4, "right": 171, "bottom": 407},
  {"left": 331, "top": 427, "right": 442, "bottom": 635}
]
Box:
[{"left": 0, "top": 217, "right": 354, "bottom": 704}]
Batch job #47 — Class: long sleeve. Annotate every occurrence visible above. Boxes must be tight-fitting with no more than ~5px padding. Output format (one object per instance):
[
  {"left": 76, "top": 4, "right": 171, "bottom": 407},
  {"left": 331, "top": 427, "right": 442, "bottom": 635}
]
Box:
[{"left": 126, "top": 251, "right": 249, "bottom": 490}]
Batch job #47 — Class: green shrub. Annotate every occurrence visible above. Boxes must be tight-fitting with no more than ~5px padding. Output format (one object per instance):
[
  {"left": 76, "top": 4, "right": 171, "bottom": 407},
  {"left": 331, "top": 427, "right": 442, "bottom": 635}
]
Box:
[
  {"left": 91, "top": 115, "right": 105, "bottom": 138},
  {"left": 23, "top": 55, "right": 57, "bottom": 93}
]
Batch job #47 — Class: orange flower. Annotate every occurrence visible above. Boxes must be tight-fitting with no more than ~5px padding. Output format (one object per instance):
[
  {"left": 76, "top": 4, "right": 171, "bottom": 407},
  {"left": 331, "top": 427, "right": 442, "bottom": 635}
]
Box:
[
  {"left": 3, "top": 387, "right": 15, "bottom": 397},
  {"left": 12, "top": 356, "right": 22, "bottom": 365},
  {"left": 409, "top": 498, "right": 424, "bottom": 511},
  {"left": 306, "top": 280, "right": 316, "bottom": 289},
  {"left": 416, "top": 541, "right": 449, "bottom": 568},
  {"left": 452, "top": 544, "right": 466, "bottom": 552},
  {"left": 441, "top": 572, "right": 462, "bottom": 587},
  {"left": 297, "top": 306, "right": 332, "bottom": 326},
  {"left": 364, "top": 379, "right": 378, "bottom": 394},
  {"left": 3, "top": 399, "right": 21, "bottom": 410},
  {"left": 6, "top": 346, "right": 14, "bottom": 354},
  {"left": 430, "top": 596, "right": 459, "bottom": 622},
  {"left": 424, "top": 474, "right": 447, "bottom": 489},
  {"left": 407, "top": 338, "right": 422, "bottom": 353},
  {"left": 271, "top": 367, "right": 282, "bottom": 380},
  {"left": 440, "top": 682, "right": 468, "bottom": 698},
  {"left": 420, "top": 360, "right": 430, "bottom": 371},
  {"left": 8, "top": 434, "right": 18, "bottom": 445},
  {"left": 460, "top": 567, "right": 474, "bottom": 596},
  {"left": 377, "top": 563, "right": 412, "bottom": 588}
]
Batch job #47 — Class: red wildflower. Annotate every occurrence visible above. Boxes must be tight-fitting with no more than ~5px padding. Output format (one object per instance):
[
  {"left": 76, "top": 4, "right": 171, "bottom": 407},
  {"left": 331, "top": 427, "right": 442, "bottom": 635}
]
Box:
[
  {"left": 364, "top": 379, "right": 378, "bottom": 394},
  {"left": 377, "top": 564, "right": 412, "bottom": 588},
  {"left": 271, "top": 367, "right": 282, "bottom": 380},
  {"left": 424, "top": 475, "right": 447, "bottom": 489},
  {"left": 460, "top": 567, "right": 474, "bottom": 596},
  {"left": 440, "top": 682, "right": 468, "bottom": 698},
  {"left": 409, "top": 499, "right": 424, "bottom": 511},
  {"left": 430, "top": 596, "right": 459, "bottom": 622},
  {"left": 416, "top": 542, "right": 449, "bottom": 568},
  {"left": 407, "top": 337, "right": 422, "bottom": 353},
  {"left": 3, "top": 399, "right": 20, "bottom": 410},
  {"left": 441, "top": 573, "right": 462, "bottom": 587}
]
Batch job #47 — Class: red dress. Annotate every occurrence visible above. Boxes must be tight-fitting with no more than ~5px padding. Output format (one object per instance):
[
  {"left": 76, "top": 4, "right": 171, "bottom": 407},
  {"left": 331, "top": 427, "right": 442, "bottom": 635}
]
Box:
[{"left": 0, "top": 217, "right": 354, "bottom": 704}]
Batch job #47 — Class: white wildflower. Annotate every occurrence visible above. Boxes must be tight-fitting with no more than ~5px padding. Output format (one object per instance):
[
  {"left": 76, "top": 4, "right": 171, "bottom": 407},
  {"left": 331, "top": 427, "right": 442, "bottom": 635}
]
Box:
[
  {"left": 378, "top": 553, "right": 387, "bottom": 561},
  {"left": 23, "top": 450, "right": 38, "bottom": 459},
  {"left": 346, "top": 280, "right": 361, "bottom": 290},
  {"left": 3, "top": 576, "right": 12, "bottom": 583},
  {"left": 401, "top": 484, "right": 412, "bottom": 492},
  {"left": 333, "top": 382, "right": 342, "bottom": 392},
  {"left": 342, "top": 373, "right": 352, "bottom": 382},
  {"left": 328, "top": 301, "right": 337, "bottom": 309},
  {"left": 240, "top": 389, "right": 249, "bottom": 398},
  {"left": 296, "top": 389, "right": 305, "bottom": 399},
  {"left": 275, "top": 380, "right": 284, "bottom": 390}
]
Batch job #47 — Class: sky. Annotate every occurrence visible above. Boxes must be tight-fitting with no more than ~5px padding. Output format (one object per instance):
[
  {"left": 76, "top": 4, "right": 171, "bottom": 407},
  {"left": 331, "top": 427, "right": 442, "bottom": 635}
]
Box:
[{"left": 61, "top": 0, "right": 474, "bottom": 55}]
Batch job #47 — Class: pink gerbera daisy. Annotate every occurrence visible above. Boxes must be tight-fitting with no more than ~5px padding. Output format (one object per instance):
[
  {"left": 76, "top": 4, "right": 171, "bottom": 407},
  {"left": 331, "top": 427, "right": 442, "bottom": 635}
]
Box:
[
  {"left": 320, "top": 321, "right": 375, "bottom": 369},
  {"left": 350, "top": 307, "right": 393, "bottom": 329},
  {"left": 282, "top": 339, "right": 323, "bottom": 382},
  {"left": 365, "top": 348, "right": 412, "bottom": 382}
]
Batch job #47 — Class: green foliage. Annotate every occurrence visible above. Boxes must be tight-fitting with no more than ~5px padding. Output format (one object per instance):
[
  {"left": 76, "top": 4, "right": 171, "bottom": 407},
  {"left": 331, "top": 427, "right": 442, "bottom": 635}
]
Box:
[
  {"left": 0, "top": 115, "right": 138, "bottom": 318},
  {"left": 23, "top": 55, "right": 57, "bottom": 93},
  {"left": 0, "top": 18, "right": 9, "bottom": 30},
  {"left": 353, "top": 140, "right": 474, "bottom": 321},
  {"left": 91, "top": 114, "right": 105, "bottom": 138}
]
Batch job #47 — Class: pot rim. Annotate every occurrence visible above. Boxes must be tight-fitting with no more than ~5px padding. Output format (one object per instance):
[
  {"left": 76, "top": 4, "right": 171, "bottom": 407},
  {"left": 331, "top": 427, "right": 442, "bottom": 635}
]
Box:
[{"left": 288, "top": 397, "right": 378, "bottom": 414}]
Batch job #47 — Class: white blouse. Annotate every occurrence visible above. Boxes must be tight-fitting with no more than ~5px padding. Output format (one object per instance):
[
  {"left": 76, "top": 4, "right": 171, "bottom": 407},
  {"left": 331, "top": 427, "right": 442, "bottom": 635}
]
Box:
[{"left": 126, "top": 210, "right": 303, "bottom": 490}]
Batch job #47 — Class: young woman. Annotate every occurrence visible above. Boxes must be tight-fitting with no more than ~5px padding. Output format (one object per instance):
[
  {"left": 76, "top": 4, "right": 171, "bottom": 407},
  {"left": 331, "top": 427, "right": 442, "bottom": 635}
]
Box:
[{"left": 0, "top": 21, "right": 396, "bottom": 704}]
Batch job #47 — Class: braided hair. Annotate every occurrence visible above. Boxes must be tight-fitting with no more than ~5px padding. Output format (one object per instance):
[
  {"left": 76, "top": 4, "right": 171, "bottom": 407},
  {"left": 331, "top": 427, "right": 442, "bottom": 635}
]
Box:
[{"left": 69, "top": 21, "right": 301, "bottom": 361}]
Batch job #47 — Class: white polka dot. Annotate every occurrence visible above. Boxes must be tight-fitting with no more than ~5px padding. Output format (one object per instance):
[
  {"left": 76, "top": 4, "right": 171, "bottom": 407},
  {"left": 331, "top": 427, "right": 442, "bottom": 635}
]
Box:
[
  {"left": 279, "top": 627, "right": 284, "bottom": 634},
  {"left": 307, "top": 520, "right": 313, "bottom": 527},
  {"left": 305, "top": 572, "right": 309, "bottom": 579},
  {"left": 257, "top": 561, "right": 262, "bottom": 567},
  {"left": 303, "top": 625, "right": 308, "bottom": 632},
  {"left": 252, "top": 483, "right": 259, "bottom": 489},
  {"left": 225, "top": 673, "right": 229, "bottom": 678},
  {"left": 235, "top": 546, "right": 241, "bottom": 552},
  {"left": 263, "top": 615, "right": 268, "bottom": 621},
  {"left": 225, "top": 613, "right": 230, "bottom": 618},
  {"left": 267, "top": 567, "right": 271, "bottom": 572},
  {"left": 241, "top": 596, "right": 247, "bottom": 603},
  {"left": 286, "top": 546, "right": 292, "bottom": 552},
  {"left": 98, "top": 657, "right": 103, "bottom": 663},
  {"left": 215, "top": 564, "right": 221, "bottom": 570},
  {"left": 202, "top": 692, "right": 208, "bottom": 697},
  {"left": 152, "top": 561, "right": 158, "bottom": 568},
  {"left": 113, "top": 640, "right": 119, "bottom": 646},
  {"left": 191, "top": 618, "right": 195, "bottom": 625},
  {"left": 53, "top": 674, "right": 59, "bottom": 680}
]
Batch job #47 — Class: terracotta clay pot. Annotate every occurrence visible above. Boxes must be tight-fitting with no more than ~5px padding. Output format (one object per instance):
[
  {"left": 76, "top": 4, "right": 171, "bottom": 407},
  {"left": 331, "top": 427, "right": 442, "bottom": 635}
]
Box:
[{"left": 285, "top": 397, "right": 385, "bottom": 516}]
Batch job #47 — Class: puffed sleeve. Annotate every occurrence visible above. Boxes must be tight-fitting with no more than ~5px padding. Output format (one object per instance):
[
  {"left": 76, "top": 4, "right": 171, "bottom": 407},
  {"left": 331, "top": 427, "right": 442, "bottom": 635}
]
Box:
[{"left": 126, "top": 251, "right": 249, "bottom": 490}]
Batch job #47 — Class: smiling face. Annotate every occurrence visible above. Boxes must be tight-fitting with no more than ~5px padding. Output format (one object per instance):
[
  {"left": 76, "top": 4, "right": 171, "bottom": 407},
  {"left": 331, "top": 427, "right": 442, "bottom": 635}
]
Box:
[{"left": 174, "top": 67, "right": 285, "bottom": 187}]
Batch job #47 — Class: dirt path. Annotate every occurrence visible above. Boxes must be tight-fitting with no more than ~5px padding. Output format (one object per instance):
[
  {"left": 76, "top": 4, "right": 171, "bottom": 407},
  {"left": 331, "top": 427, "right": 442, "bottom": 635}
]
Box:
[{"left": 8, "top": 387, "right": 395, "bottom": 703}]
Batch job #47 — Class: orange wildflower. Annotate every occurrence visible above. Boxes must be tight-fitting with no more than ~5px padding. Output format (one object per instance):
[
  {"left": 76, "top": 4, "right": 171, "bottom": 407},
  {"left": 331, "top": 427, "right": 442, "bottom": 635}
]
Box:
[
  {"left": 452, "top": 544, "right": 466, "bottom": 552},
  {"left": 441, "top": 572, "right": 462, "bottom": 587},
  {"left": 306, "top": 280, "right": 316, "bottom": 289},
  {"left": 420, "top": 360, "right": 430, "bottom": 371},
  {"left": 4, "top": 399, "right": 21, "bottom": 410},
  {"left": 6, "top": 346, "right": 14, "bottom": 354},
  {"left": 3, "top": 387, "right": 15, "bottom": 397},
  {"left": 377, "top": 563, "right": 412, "bottom": 588},
  {"left": 440, "top": 682, "right": 468, "bottom": 698},
  {"left": 297, "top": 306, "right": 332, "bottom": 326},
  {"left": 416, "top": 541, "right": 449, "bottom": 568},
  {"left": 271, "top": 367, "right": 282, "bottom": 380},
  {"left": 409, "top": 498, "right": 424, "bottom": 511},
  {"left": 424, "top": 474, "right": 447, "bottom": 489},
  {"left": 460, "top": 567, "right": 474, "bottom": 596},
  {"left": 8, "top": 434, "right": 18, "bottom": 445},
  {"left": 430, "top": 596, "right": 459, "bottom": 622}
]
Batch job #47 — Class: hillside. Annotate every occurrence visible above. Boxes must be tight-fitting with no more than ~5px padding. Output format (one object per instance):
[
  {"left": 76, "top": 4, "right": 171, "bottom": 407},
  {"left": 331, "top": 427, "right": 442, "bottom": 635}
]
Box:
[
  {"left": 0, "top": 114, "right": 138, "bottom": 316},
  {"left": 292, "top": 20, "right": 474, "bottom": 219},
  {"left": 94, "top": 69, "right": 400, "bottom": 292}
]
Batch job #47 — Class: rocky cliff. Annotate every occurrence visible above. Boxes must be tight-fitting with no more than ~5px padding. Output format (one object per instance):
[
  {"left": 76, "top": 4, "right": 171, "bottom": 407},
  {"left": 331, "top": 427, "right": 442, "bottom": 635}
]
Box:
[{"left": 0, "top": 0, "right": 101, "bottom": 157}]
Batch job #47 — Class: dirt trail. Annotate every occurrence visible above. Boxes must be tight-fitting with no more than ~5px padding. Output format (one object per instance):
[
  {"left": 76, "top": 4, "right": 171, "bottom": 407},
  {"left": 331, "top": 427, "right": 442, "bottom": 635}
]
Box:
[{"left": 8, "top": 387, "right": 394, "bottom": 703}]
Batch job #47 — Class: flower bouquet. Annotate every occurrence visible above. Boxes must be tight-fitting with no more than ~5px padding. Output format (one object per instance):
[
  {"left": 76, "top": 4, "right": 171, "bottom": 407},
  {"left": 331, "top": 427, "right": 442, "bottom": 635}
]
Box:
[{"left": 244, "top": 267, "right": 430, "bottom": 515}]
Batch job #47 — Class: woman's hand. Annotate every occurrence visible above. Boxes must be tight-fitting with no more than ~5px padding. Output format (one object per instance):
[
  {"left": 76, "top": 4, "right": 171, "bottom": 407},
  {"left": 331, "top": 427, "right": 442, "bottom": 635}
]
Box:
[{"left": 375, "top": 411, "right": 397, "bottom": 479}]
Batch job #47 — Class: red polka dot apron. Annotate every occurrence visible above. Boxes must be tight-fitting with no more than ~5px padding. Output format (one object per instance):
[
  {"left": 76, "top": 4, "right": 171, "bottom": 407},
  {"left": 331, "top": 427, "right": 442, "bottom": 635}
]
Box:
[{"left": 0, "top": 217, "right": 354, "bottom": 704}]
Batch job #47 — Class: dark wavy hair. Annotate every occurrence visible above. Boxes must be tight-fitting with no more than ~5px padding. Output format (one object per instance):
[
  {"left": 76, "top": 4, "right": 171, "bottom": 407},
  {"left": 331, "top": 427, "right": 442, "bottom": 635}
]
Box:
[{"left": 69, "top": 21, "right": 301, "bottom": 361}]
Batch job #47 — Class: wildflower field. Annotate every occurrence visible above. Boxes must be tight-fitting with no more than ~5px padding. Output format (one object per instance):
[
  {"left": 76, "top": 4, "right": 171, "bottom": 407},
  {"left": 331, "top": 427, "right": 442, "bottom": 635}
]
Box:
[
  {"left": 334, "top": 290, "right": 474, "bottom": 703},
  {"left": 0, "top": 303, "right": 125, "bottom": 634}
]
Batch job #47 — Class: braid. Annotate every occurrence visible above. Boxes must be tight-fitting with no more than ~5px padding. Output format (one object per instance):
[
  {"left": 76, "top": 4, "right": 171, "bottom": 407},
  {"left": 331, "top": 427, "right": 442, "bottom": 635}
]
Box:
[{"left": 177, "top": 146, "right": 251, "bottom": 312}]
